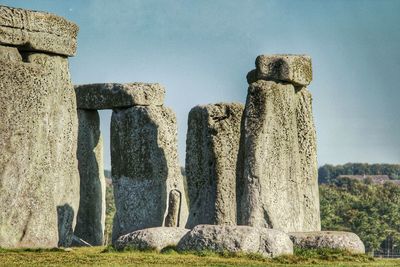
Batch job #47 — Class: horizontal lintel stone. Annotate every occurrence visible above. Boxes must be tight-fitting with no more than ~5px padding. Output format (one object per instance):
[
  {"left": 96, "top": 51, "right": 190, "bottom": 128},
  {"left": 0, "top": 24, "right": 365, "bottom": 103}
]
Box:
[
  {"left": 247, "top": 54, "right": 312, "bottom": 86},
  {"left": 0, "top": 5, "right": 78, "bottom": 56},
  {"left": 74, "top": 83, "right": 165, "bottom": 110}
]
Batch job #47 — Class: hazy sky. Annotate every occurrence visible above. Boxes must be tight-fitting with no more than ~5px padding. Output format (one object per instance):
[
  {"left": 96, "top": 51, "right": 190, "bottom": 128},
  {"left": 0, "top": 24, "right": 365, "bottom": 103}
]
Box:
[{"left": 3, "top": 0, "right": 400, "bottom": 169}]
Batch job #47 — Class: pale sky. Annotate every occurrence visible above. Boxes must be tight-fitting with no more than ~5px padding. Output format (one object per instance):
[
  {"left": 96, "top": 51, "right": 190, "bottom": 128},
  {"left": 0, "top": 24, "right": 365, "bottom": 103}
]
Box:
[{"left": 3, "top": 0, "right": 400, "bottom": 169}]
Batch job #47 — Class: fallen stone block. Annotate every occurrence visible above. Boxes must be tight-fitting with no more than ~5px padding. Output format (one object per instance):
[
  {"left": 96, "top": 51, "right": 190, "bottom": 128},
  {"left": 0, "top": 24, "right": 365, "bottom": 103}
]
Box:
[
  {"left": 74, "top": 109, "right": 106, "bottom": 246},
  {"left": 74, "top": 83, "right": 165, "bottom": 110},
  {"left": 111, "top": 106, "right": 188, "bottom": 243},
  {"left": 114, "top": 227, "right": 190, "bottom": 251},
  {"left": 247, "top": 54, "right": 312, "bottom": 86},
  {"left": 0, "top": 5, "right": 78, "bottom": 56},
  {"left": 289, "top": 231, "right": 365, "bottom": 254},
  {"left": 177, "top": 225, "right": 293, "bottom": 258},
  {"left": 185, "top": 103, "right": 244, "bottom": 228}
]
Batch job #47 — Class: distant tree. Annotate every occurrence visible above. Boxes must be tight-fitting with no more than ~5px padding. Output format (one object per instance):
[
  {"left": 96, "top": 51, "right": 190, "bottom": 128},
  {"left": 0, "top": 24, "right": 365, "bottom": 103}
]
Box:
[
  {"left": 320, "top": 179, "right": 400, "bottom": 252},
  {"left": 318, "top": 163, "right": 400, "bottom": 184}
]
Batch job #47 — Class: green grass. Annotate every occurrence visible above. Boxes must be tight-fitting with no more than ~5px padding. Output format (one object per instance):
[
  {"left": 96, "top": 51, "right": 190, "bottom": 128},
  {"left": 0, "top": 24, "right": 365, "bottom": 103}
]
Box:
[{"left": 0, "top": 246, "right": 399, "bottom": 267}]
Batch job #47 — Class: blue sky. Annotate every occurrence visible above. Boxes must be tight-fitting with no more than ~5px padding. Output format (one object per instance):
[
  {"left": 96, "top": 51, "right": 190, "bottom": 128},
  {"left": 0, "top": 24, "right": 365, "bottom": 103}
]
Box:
[{"left": 3, "top": 0, "right": 399, "bottom": 169}]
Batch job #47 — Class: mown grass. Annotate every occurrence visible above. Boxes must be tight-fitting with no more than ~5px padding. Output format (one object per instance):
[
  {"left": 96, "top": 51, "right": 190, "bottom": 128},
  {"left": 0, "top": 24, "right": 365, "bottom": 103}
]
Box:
[{"left": 0, "top": 246, "right": 399, "bottom": 267}]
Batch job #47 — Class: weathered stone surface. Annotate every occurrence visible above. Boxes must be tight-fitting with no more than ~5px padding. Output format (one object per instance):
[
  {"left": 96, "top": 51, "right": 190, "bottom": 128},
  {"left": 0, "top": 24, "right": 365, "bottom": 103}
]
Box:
[
  {"left": 295, "top": 88, "right": 320, "bottom": 231},
  {"left": 289, "top": 231, "right": 365, "bottom": 254},
  {"left": 247, "top": 55, "right": 312, "bottom": 86},
  {"left": 74, "top": 109, "right": 106, "bottom": 246},
  {"left": 114, "top": 227, "right": 189, "bottom": 251},
  {"left": 74, "top": 83, "right": 165, "bottom": 110},
  {"left": 0, "top": 49, "right": 79, "bottom": 248},
  {"left": 111, "top": 106, "right": 188, "bottom": 243},
  {"left": 177, "top": 225, "right": 293, "bottom": 258},
  {"left": 239, "top": 80, "right": 320, "bottom": 232},
  {"left": 0, "top": 45, "right": 22, "bottom": 61},
  {"left": 0, "top": 5, "right": 78, "bottom": 56},
  {"left": 185, "top": 103, "right": 244, "bottom": 228},
  {"left": 165, "top": 190, "right": 182, "bottom": 227}
]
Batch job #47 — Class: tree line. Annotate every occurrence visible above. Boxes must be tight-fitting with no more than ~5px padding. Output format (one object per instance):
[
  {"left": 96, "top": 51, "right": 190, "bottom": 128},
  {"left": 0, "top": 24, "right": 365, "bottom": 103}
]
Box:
[{"left": 318, "top": 163, "right": 400, "bottom": 184}]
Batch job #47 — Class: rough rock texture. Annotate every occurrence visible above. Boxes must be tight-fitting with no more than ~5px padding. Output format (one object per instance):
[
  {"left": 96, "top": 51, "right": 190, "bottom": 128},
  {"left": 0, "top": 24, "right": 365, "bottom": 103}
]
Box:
[
  {"left": 247, "top": 55, "right": 312, "bottom": 86},
  {"left": 114, "top": 227, "right": 189, "bottom": 251},
  {"left": 165, "top": 190, "right": 182, "bottom": 227},
  {"left": 0, "top": 5, "right": 78, "bottom": 56},
  {"left": 111, "top": 106, "right": 188, "bottom": 243},
  {"left": 177, "top": 225, "right": 293, "bottom": 258},
  {"left": 295, "top": 88, "right": 321, "bottom": 231},
  {"left": 74, "top": 109, "right": 106, "bottom": 246},
  {"left": 74, "top": 83, "right": 165, "bottom": 110},
  {"left": 239, "top": 80, "right": 320, "bottom": 232},
  {"left": 289, "top": 231, "right": 365, "bottom": 254},
  {"left": 0, "top": 45, "right": 22, "bottom": 61},
  {"left": 185, "top": 103, "right": 244, "bottom": 228},
  {"left": 0, "top": 47, "right": 79, "bottom": 248}
]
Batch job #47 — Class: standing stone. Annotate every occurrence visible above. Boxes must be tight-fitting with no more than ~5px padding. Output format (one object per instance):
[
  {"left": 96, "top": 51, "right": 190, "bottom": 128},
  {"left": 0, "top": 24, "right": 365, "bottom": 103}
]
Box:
[
  {"left": 74, "top": 109, "right": 106, "bottom": 246},
  {"left": 240, "top": 54, "right": 320, "bottom": 232},
  {"left": 111, "top": 105, "right": 188, "bottom": 242},
  {"left": 185, "top": 103, "right": 244, "bottom": 228},
  {"left": 295, "top": 88, "right": 321, "bottom": 231},
  {"left": 0, "top": 6, "right": 79, "bottom": 248},
  {"left": 240, "top": 80, "right": 303, "bottom": 231}
]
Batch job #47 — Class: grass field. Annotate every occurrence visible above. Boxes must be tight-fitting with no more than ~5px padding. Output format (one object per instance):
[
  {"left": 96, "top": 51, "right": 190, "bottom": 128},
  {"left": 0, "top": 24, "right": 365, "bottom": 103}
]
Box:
[{"left": 1, "top": 247, "right": 400, "bottom": 267}]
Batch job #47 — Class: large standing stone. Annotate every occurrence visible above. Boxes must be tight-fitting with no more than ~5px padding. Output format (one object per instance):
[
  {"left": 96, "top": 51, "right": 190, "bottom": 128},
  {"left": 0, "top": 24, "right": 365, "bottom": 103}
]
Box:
[
  {"left": 240, "top": 54, "right": 320, "bottom": 232},
  {"left": 289, "top": 231, "right": 365, "bottom": 254},
  {"left": 111, "top": 105, "right": 188, "bottom": 242},
  {"left": 74, "top": 109, "right": 106, "bottom": 246},
  {"left": 0, "top": 6, "right": 79, "bottom": 248},
  {"left": 177, "top": 225, "right": 293, "bottom": 258},
  {"left": 295, "top": 88, "right": 321, "bottom": 231},
  {"left": 185, "top": 103, "right": 244, "bottom": 228},
  {"left": 74, "top": 83, "right": 165, "bottom": 110},
  {"left": 247, "top": 54, "right": 312, "bottom": 86},
  {"left": 240, "top": 80, "right": 311, "bottom": 232},
  {"left": 0, "top": 5, "right": 78, "bottom": 56},
  {"left": 0, "top": 48, "right": 79, "bottom": 247}
]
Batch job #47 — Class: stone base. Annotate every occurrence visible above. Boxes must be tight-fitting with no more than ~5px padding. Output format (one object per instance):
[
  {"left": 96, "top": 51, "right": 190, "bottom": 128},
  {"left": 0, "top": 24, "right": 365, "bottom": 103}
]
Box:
[
  {"left": 114, "top": 227, "right": 189, "bottom": 251},
  {"left": 289, "top": 231, "right": 365, "bottom": 254},
  {"left": 177, "top": 225, "right": 293, "bottom": 258}
]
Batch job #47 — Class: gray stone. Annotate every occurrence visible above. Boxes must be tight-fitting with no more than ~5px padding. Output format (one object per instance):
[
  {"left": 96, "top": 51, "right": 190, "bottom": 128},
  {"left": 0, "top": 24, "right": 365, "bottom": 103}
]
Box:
[
  {"left": 111, "top": 106, "right": 188, "bottom": 243},
  {"left": 114, "top": 227, "right": 189, "bottom": 251},
  {"left": 247, "top": 55, "right": 312, "bottom": 86},
  {"left": 74, "top": 83, "right": 165, "bottom": 110},
  {"left": 165, "top": 190, "right": 182, "bottom": 227},
  {"left": 0, "top": 45, "right": 22, "bottom": 61},
  {"left": 0, "top": 49, "right": 79, "bottom": 248},
  {"left": 0, "top": 5, "right": 78, "bottom": 56},
  {"left": 289, "top": 231, "right": 365, "bottom": 254},
  {"left": 295, "top": 88, "right": 321, "bottom": 231},
  {"left": 177, "top": 225, "right": 293, "bottom": 258},
  {"left": 74, "top": 109, "right": 106, "bottom": 246},
  {"left": 239, "top": 79, "right": 320, "bottom": 232},
  {"left": 185, "top": 103, "right": 244, "bottom": 228}
]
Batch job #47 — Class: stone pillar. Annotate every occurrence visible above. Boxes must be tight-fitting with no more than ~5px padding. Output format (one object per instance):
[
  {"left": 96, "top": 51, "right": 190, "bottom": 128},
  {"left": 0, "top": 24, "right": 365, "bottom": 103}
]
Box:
[
  {"left": 0, "top": 6, "right": 79, "bottom": 248},
  {"left": 111, "top": 105, "right": 188, "bottom": 242},
  {"left": 240, "top": 54, "right": 320, "bottom": 232},
  {"left": 74, "top": 109, "right": 106, "bottom": 246},
  {"left": 185, "top": 103, "right": 244, "bottom": 228}
]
